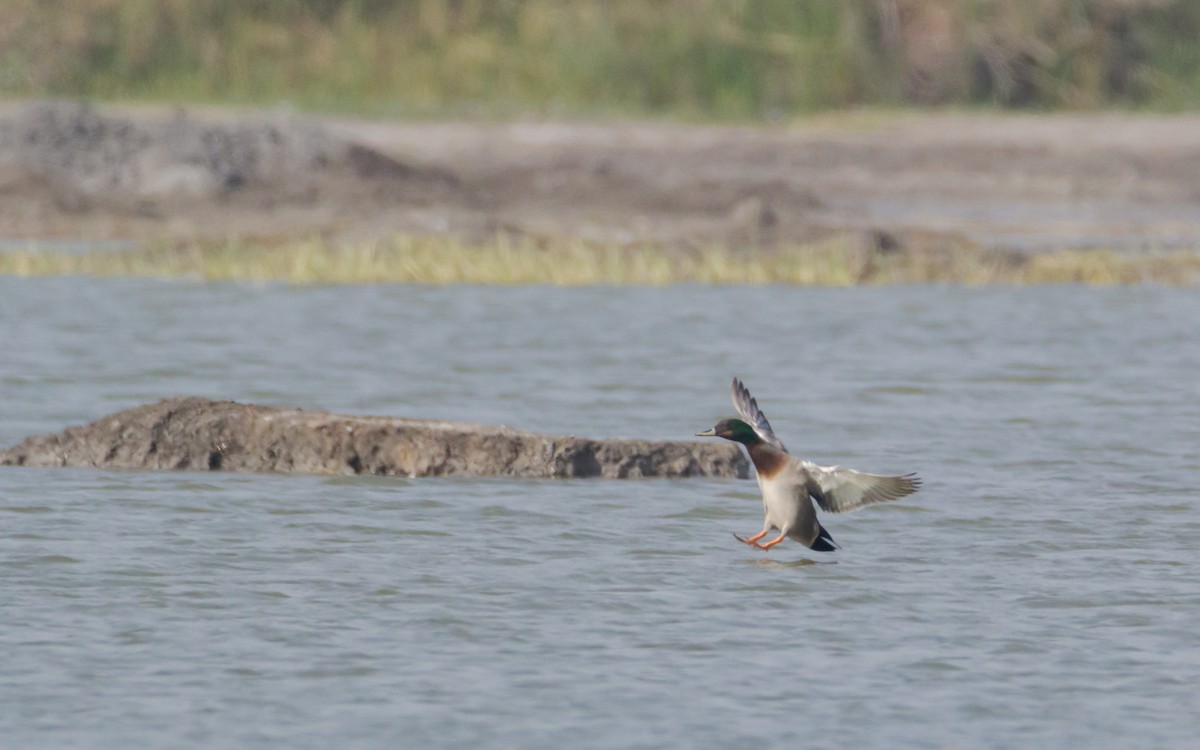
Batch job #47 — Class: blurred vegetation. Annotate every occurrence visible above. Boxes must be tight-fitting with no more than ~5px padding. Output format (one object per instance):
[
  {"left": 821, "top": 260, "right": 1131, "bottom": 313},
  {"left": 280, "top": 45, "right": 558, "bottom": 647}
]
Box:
[
  {"left": 2, "top": 0, "right": 1200, "bottom": 118},
  {"left": 3, "top": 235, "right": 1198, "bottom": 285}
]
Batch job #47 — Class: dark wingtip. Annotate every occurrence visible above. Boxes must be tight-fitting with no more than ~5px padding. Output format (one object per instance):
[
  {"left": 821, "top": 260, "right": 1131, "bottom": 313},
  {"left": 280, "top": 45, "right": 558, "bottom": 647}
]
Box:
[{"left": 810, "top": 524, "right": 840, "bottom": 552}]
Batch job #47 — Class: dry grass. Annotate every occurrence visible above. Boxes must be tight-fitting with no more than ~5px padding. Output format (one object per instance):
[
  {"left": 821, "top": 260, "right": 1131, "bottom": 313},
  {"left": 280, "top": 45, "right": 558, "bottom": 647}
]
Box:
[
  {"left": 3, "top": 235, "right": 1198, "bottom": 286},
  {"left": 2, "top": 1, "right": 1199, "bottom": 117}
]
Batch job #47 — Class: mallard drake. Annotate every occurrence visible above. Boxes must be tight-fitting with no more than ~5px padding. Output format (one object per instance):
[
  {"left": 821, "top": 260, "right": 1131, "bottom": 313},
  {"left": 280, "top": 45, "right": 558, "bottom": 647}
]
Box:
[{"left": 696, "top": 377, "right": 920, "bottom": 552}]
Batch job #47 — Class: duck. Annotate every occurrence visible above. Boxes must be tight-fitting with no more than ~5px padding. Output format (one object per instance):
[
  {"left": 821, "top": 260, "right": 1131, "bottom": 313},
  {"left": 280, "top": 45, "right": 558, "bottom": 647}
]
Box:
[{"left": 696, "top": 377, "right": 920, "bottom": 552}]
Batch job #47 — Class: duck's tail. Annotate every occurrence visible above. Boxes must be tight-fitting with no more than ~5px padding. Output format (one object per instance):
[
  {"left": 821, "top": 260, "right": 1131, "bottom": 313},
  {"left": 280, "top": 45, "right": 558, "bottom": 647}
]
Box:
[{"left": 809, "top": 523, "right": 839, "bottom": 552}]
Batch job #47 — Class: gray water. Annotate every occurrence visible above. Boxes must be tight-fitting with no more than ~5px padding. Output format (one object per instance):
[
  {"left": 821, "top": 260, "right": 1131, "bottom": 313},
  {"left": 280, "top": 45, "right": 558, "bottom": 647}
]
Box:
[{"left": 2, "top": 278, "right": 1198, "bottom": 749}]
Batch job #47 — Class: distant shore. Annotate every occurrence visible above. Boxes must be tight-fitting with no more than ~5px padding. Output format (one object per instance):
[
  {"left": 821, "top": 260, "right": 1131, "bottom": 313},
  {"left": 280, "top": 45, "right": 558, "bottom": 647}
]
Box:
[{"left": 2, "top": 101, "right": 1199, "bottom": 285}]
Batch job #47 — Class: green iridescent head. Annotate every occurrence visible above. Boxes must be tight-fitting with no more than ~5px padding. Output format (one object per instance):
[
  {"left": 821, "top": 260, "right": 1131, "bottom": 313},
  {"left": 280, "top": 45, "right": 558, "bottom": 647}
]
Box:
[{"left": 695, "top": 418, "right": 759, "bottom": 445}]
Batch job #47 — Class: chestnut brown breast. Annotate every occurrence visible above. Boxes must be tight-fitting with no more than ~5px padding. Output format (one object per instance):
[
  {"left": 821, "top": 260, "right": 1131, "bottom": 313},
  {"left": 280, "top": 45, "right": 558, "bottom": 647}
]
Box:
[{"left": 747, "top": 441, "right": 789, "bottom": 480}]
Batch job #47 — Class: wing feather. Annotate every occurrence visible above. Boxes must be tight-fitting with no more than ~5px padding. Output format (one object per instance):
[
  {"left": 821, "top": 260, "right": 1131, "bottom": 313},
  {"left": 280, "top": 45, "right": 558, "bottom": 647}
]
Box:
[
  {"left": 730, "top": 377, "right": 787, "bottom": 453},
  {"left": 803, "top": 464, "right": 921, "bottom": 514}
]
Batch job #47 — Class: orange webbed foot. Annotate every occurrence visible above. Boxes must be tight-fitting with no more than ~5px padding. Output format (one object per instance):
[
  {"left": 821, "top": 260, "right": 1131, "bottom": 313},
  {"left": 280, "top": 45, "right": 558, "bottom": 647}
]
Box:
[
  {"left": 759, "top": 534, "right": 788, "bottom": 551},
  {"left": 732, "top": 531, "right": 768, "bottom": 549}
]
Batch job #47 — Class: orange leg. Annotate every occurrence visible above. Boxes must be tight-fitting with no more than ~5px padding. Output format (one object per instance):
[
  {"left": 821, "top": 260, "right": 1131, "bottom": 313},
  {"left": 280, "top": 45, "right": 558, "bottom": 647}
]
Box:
[
  {"left": 758, "top": 534, "right": 788, "bottom": 551},
  {"left": 732, "top": 529, "right": 769, "bottom": 548}
]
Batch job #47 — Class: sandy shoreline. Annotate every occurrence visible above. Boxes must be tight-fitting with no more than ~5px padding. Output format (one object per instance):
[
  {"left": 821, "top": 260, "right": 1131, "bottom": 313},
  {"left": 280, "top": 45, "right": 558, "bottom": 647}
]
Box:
[{"left": 2, "top": 101, "right": 1199, "bottom": 255}]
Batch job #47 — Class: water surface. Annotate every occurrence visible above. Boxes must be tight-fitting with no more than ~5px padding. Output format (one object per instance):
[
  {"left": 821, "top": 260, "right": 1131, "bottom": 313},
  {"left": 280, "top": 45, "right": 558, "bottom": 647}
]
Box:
[{"left": 2, "top": 279, "right": 1198, "bottom": 748}]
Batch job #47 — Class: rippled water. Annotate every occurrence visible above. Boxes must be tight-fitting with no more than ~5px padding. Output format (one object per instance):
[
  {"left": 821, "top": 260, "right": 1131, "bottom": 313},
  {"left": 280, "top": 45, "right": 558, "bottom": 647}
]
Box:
[{"left": 2, "top": 278, "right": 1198, "bottom": 748}]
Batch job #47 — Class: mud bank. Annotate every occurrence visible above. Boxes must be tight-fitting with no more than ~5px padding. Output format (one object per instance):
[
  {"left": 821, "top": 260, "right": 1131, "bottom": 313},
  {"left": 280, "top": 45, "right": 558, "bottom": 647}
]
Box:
[
  {"left": 6, "top": 101, "right": 1200, "bottom": 252},
  {"left": 0, "top": 398, "right": 748, "bottom": 480},
  {"left": 0, "top": 101, "right": 461, "bottom": 243}
]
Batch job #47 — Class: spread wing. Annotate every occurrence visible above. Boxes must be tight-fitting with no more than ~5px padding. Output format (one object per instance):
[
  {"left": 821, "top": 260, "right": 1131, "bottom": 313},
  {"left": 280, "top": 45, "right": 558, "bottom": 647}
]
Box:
[
  {"left": 731, "top": 377, "right": 787, "bottom": 453},
  {"left": 803, "top": 463, "right": 921, "bottom": 514}
]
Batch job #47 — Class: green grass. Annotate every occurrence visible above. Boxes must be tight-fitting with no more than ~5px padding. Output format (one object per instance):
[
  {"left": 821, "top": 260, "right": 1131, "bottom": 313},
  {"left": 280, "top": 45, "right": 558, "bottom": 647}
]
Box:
[
  {"left": 4, "top": 1, "right": 1200, "bottom": 118},
  {"left": 3, "top": 235, "right": 1198, "bottom": 286}
]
